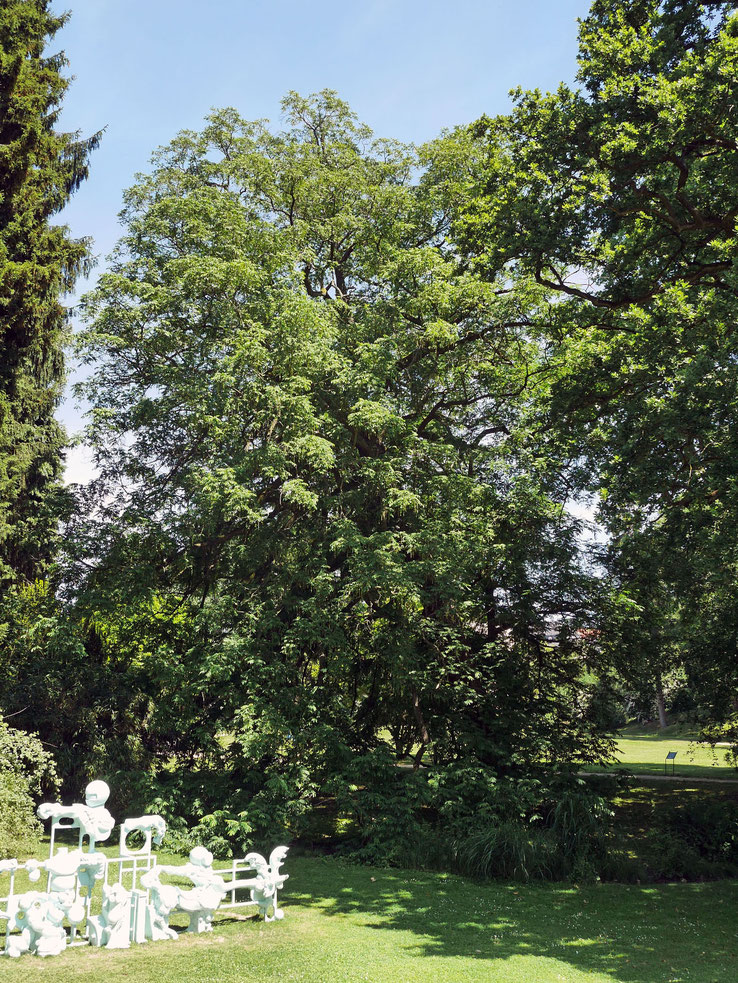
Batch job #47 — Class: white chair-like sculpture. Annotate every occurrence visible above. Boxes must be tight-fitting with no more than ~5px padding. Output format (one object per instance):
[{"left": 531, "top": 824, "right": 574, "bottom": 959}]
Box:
[
  {"left": 0, "top": 780, "right": 290, "bottom": 959},
  {"left": 142, "top": 847, "right": 226, "bottom": 934},
  {"left": 37, "top": 780, "right": 115, "bottom": 854}
]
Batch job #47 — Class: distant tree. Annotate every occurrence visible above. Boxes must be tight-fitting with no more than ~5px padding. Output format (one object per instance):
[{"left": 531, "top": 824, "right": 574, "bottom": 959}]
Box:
[
  {"left": 452, "top": 1, "right": 738, "bottom": 733},
  {"left": 0, "top": 0, "right": 100, "bottom": 585}
]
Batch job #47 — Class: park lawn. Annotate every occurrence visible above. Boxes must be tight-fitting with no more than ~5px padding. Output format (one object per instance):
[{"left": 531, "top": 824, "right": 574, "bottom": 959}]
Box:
[
  {"left": 0, "top": 855, "right": 737, "bottom": 983},
  {"left": 386, "top": 727, "right": 738, "bottom": 781},
  {"left": 619, "top": 723, "right": 701, "bottom": 741},
  {"left": 582, "top": 736, "right": 738, "bottom": 780}
]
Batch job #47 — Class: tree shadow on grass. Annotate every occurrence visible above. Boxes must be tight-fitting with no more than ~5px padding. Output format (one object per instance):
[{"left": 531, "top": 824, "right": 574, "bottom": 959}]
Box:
[{"left": 287, "top": 858, "right": 738, "bottom": 983}]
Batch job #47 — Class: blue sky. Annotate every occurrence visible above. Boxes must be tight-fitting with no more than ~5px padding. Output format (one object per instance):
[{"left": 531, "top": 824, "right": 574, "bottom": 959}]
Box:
[{"left": 56, "top": 0, "right": 593, "bottom": 479}]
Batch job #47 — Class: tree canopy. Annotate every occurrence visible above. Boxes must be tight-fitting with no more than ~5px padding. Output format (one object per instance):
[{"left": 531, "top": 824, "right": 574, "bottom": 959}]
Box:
[
  {"left": 0, "top": 0, "right": 99, "bottom": 585},
  {"left": 450, "top": 0, "right": 738, "bottom": 731},
  {"left": 64, "top": 91, "right": 611, "bottom": 848}
]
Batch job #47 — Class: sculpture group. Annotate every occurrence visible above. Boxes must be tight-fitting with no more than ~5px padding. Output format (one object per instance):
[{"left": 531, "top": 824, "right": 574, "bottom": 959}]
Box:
[{"left": 0, "top": 781, "right": 289, "bottom": 958}]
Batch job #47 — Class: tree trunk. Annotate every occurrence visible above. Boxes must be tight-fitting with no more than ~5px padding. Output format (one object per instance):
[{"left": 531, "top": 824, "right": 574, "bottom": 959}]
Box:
[
  {"left": 655, "top": 676, "right": 668, "bottom": 730},
  {"left": 411, "top": 688, "right": 430, "bottom": 770}
]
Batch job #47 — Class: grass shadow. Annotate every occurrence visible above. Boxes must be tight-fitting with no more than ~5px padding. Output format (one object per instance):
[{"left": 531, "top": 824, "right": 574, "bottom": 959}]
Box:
[{"left": 287, "top": 856, "right": 738, "bottom": 983}]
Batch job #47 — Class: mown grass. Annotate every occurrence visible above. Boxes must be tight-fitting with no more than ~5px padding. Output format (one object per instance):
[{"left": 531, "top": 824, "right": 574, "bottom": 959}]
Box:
[
  {"left": 619, "top": 722, "right": 702, "bottom": 741},
  {"left": 582, "top": 736, "right": 738, "bottom": 780},
  {"left": 0, "top": 854, "right": 736, "bottom": 982},
  {"left": 384, "top": 725, "right": 738, "bottom": 780}
]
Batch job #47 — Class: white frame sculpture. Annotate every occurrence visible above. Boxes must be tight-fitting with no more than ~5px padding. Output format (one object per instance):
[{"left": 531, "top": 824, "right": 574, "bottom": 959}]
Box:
[{"left": 0, "top": 781, "right": 289, "bottom": 959}]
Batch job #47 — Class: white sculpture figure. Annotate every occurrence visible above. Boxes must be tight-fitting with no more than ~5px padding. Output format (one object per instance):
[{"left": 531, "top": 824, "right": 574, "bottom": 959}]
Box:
[
  {"left": 120, "top": 814, "right": 167, "bottom": 857},
  {"left": 37, "top": 780, "right": 115, "bottom": 852},
  {"left": 2, "top": 849, "right": 105, "bottom": 958},
  {"left": 139, "top": 869, "right": 179, "bottom": 941},
  {"left": 143, "top": 847, "right": 227, "bottom": 935},
  {"left": 244, "top": 847, "right": 289, "bottom": 921},
  {"left": 176, "top": 846, "right": 227, "bottom": 933},
  {"left": 5, "top": 893, "right": 68, "bottom": 958},
  {"left": 76, "top": 851, "right": 108, "bottom": 897},
  {"left": 87, "top": 884, "right": 131, "bottom": 949},
  {"left": 25, "top": 847, "right": 100, "bottom": 926}
]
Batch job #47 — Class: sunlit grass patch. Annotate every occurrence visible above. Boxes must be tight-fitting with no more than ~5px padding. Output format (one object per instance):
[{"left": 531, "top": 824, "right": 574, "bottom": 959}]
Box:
[{"left": 0, "top": 855, "right": 736, "bottom": 982}]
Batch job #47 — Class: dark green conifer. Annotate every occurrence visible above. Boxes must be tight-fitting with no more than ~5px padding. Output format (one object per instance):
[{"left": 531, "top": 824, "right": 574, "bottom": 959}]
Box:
[{"left": 0, "top": 0, "right": 99, "bottom": 584}]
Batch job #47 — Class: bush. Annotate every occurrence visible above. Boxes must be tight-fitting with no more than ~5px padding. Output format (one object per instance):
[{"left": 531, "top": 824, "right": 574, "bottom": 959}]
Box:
[
  {"left": 454, "top": 823, "right": 561, "bottom": 881},
  {"left": 0, "top": 720, "right": 58, "bottom": 859},
  {"left": 331, "top": 747, "right": 439, "bottom": 867},
  {"left": 0, "top": 719, "right": 59, "bottom": 797},
  {"left": 0, "top": 771, "right": 44, "bottom": 859},
  {"left": 113, "top": 709, "right": 331, "bottom": 859},
  {"left": 328, "top": 755, "right": 615, "bottom": 881},
  {"left": 658, "top": 799, "right": 738, "bottom": 863},
  {"left": 548, "top": 786, "right": 613, "bottom": 864},
  {"left": 596, "top": 848, "right": 646, "bottom": 883},
  {"left": 646, "top": 798, "right": 738, "bottom": 878},
  {"left": 646, "top": 831, "right": 708, "bottom": 881}
]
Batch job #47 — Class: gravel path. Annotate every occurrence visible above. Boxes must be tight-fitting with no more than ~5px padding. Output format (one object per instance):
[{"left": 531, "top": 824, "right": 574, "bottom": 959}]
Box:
[{"left": 581, "top": 770, "right": 738, "bottom": 785}]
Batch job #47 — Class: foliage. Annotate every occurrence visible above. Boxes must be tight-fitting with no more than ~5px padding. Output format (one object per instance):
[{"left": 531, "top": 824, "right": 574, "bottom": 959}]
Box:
[
  {"left": 325, "top": 755, "right": 615, "bottom": 880},
  {"left": 644, "top": 796, "right": 738, "bottom": 880},
  {"left": 0, "top": 719, "right": 58, "bottom": 858},
  {"left": 0, "top": 581, "right": 147, "bottom": 796},
  {"left": 654, "top": 797, "right": 738, "bottom": 864},
  {"left": 0, "top": 771, "right": 42, "bottom": 859},
  {"left": 5, "top": 0, "right": 736, "bottom": 890},
  {"left": 0, "top": 0, "right": 99, "bottom": 586},
  {"left": 448, "top": 1, "right": 738, "bottom": 734},
  {"left": 69, "top": 91, "right": 611, "bottom": 841}
]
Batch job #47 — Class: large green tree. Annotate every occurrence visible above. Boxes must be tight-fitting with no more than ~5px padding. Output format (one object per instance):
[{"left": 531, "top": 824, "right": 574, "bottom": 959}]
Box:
[
  {"left": 450, "top": 0, "right": 738, "bottom": 730},
  {"left": 70, "top": 92, "right": 607, "bottom": 846},
  {"left": 0, "top": 0, "right": 99, "bottom": 585}
]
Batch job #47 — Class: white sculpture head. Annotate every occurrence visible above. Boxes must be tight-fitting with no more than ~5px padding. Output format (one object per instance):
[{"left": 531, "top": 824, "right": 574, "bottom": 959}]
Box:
[
  {"left": 104, "top": 883, "right": 129, "bottom": 905},
  {"left": 189, "top": 846, "right": 213, "bottom": 868},
  {"left": 85, "top": 781, "right": 110, "bottom": 808}
]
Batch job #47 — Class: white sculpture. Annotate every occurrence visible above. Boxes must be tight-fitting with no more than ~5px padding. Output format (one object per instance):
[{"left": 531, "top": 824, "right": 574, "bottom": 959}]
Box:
[
  {"left": 26, "top": 847, "right": 104, "bottom": 924},
  {"left": 6, "top": 893, "right": 68, "bottom": 958},
  {"left": 120, "top": 815, "right": 167, "bottom": 857},
  {"left": 37, "top": 780, "right": 115, "bottom": 852},
  {"left": 88, "top": 884, "right": 132, "bottom": 949},
  {"left": 142, "top": 847, "right": 226, "bottom": 935},
  {"left": 139, "top": 869, "right": 179, "bottom": 941},
  {"left": 1, "top": 778, "right": 289, "bottom": 958},
  {"left": 243, "top": 847, "right": 289, "bottom": 921}
]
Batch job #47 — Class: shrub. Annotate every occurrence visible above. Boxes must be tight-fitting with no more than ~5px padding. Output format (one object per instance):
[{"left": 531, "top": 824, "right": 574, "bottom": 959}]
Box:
[
  {"left": 331, "top": 747, "right": 438, "bottom": 867},
  {"left": 0, "top": 720, "right": 58, "bottom": 859},
  {"left": 646, "top": 832, "right": 708, "bottom": 881},
  {"left": 0, "top": 771, "right": 44, "bottom": 859},
  {"left": 454, "top": 823, "right": 560, "bottom": 881},
  {"left": 548, "top": 785, "right": 613, "bottom": 863},
  {"left": 647, "top": 798, "right": 738, "bottom": 878},
  {"left": 0, "top": 719, "right": 58, "bottom": 797},
  {"left": 328, "top": 755, "right": 616, "bottom": 881},
  {"left": 658, "top": 799, "right": 738, "bottom": 863}
]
